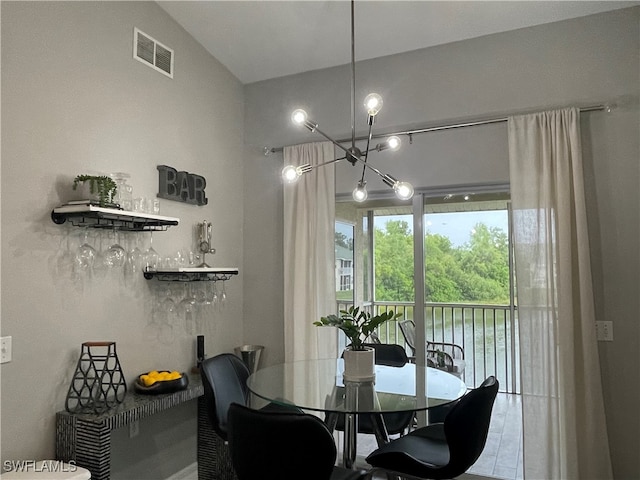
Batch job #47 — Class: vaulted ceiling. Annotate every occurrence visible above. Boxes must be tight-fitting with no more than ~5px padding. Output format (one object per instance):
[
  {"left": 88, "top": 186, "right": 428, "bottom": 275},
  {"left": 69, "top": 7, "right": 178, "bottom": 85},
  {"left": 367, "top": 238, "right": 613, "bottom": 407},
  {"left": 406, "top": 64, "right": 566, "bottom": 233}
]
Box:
[{"left": 158, "top": 1, "right": 638, "bottom": 84}]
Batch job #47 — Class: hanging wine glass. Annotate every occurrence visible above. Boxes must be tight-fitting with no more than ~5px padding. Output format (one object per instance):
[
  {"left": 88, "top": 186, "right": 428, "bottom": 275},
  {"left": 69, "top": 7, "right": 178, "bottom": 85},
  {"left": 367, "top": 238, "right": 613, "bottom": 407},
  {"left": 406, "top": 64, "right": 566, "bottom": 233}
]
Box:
[
  {"left": 105, "top": 228, "right": 126, "bottom": 268},
  {"left": 125, "top": 233, "right": 143, "bottom": 276},
  {"left": 179, "top": 284, "right": 198, "bottom": 334},
  {"left": 144, "top": 232, "right": 161, "bottom": 271},
  {"left": 208, "top": 281, "right": 219, "bottom": 306},
  {"left": 92, "top": 233, "right": 109, "bottom": 280},
  {"left": 75, "top": 228, "right": 96, "bottom": 271},
  {"left": 220, "top": 280, "right": 227, "bottom": 306},
  {"left": 193, "top": 283, "right": 210, "bottom": 305},
  {"left": 56, "top": 229, "right": 77, "bottom": 280}
]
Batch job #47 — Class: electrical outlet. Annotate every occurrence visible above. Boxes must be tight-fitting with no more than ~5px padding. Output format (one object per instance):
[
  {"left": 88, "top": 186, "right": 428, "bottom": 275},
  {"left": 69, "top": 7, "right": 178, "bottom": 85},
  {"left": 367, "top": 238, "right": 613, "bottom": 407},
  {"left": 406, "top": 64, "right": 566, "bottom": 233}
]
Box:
[
  {"left": 595, "top": 321, "right": 613, "bottom": 341},
  {"left": 129, "top": 421, "right": 139, "bottom": 438},
  {"left": 1, "top": 336, "right": 12, "bottom": 363}
]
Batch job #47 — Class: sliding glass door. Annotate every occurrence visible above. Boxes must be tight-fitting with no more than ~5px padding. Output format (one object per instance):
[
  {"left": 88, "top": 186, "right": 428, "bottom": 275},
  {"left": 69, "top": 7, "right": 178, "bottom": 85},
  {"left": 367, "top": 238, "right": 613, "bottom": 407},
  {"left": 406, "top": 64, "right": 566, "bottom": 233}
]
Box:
[{"left": 335, "top": 190, "right": 519, "bottom": 393}]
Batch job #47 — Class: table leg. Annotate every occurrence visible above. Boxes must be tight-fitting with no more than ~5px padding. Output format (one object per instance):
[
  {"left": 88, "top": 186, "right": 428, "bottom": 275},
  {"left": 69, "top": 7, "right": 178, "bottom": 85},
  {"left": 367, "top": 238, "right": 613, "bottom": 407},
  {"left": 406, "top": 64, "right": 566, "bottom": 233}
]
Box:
[
  {"left": 343, "top": 412, "right": 358, "bottom": 469},
  {"left": 370, "top": 413, "right": 390, "bottom": 448}
]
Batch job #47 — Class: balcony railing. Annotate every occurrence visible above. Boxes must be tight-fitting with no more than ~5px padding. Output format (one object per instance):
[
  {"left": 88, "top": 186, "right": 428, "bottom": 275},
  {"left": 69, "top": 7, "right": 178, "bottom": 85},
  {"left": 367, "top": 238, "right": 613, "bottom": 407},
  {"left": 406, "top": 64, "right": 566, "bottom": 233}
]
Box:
[{"left": 337, "top": 300, "right": 520, "bottom": 394}]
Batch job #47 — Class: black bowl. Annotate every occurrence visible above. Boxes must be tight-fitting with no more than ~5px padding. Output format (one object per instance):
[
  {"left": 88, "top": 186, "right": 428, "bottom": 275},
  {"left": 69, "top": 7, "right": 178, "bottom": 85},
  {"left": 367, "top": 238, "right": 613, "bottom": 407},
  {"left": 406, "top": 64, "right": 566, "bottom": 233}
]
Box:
[{"left": 134, "top": 371, "right": 189, "bottom": 395}]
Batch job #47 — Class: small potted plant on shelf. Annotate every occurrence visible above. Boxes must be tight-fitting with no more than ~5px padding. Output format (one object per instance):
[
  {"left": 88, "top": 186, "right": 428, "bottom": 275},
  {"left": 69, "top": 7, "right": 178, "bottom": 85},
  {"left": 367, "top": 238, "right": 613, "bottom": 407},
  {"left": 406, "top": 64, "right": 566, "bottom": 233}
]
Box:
[
  {"left": 314, "top": 306, "right": 401, "bottom": 381},
  {"left": 72, "top": 175, "right": 118, "bottom": 208}
]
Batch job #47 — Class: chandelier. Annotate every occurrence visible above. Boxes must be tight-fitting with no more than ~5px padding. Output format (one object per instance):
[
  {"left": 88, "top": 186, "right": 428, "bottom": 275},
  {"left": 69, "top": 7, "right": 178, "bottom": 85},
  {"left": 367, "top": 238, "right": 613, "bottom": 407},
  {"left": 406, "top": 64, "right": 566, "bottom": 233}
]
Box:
[{"left": 281, "top": 0, "right": 414, "bottom": 203}]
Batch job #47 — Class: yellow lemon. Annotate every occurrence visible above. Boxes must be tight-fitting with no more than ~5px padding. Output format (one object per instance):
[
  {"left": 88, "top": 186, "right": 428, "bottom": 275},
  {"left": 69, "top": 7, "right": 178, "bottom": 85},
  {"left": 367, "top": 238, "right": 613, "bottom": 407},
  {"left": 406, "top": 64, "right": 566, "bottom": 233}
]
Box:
[{"left": 143, "top": 376, "right": 157, "bottom": 387}]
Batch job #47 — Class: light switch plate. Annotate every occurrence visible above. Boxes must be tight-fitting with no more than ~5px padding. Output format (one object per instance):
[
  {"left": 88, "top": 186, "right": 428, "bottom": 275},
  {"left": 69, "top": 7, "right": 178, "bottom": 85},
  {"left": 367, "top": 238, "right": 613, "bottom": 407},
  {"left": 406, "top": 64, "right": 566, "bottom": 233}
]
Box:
[
  {"left": 595, "top": 321, "right": 613, "bottom": 341},
  {"left": 1, "top": 336, "right": 12, "bottom": 363}
]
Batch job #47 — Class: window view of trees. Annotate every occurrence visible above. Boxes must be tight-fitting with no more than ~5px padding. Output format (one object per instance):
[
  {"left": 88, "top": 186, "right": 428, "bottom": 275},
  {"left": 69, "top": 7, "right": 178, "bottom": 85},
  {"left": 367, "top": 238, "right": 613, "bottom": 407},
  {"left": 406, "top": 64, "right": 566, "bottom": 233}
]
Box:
[
  {"left": 335, "top": 209, "right": 510, "bottom": 305},
  {"left": 425, "top": 222, "right": 509, "bottom": 304},
  {"left": 375, "top": 219, "right": 509, "bottom": 304}
]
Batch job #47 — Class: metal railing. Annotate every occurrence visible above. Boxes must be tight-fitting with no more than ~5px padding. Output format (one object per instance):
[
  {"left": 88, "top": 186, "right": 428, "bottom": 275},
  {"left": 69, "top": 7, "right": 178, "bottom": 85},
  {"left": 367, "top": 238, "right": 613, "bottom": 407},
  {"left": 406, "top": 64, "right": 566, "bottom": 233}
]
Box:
[{"left": 337, "top": 300, "right": 520, "bottom": 394}]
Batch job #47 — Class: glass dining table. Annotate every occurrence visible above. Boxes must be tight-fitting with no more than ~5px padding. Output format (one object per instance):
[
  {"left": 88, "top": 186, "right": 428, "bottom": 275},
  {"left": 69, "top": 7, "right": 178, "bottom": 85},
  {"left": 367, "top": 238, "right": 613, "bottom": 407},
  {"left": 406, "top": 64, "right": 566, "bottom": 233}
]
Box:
[{"left": 246, "top": 358, "right": 467, "bottom": 469}]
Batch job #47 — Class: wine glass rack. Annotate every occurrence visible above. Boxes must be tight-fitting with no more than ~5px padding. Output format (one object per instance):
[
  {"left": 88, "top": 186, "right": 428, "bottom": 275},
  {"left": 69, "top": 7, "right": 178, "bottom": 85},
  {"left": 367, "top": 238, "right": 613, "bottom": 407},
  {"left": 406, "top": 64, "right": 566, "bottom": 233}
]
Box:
[
  {"left": 143, "top": 267, "right": 239, "bottom": 282},
  {"left": 51, "top": 204, "right": 179, "bottom": 232}
]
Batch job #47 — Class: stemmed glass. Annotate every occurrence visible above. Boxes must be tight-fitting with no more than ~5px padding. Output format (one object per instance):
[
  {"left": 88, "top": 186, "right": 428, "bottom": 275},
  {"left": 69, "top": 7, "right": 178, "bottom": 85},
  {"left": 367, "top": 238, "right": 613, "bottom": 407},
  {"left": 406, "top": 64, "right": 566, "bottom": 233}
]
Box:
[
  {"left": 125, "top": 233, "right": 143, "bottom": 276},
  {"left": 92, "top": 234, "right": 109, "bottom": 280},
  {"left": 75, "top": 228, "right": 96, "bottom": 272},
  {"left": 156, "top": 284, "right": 177, "bottom": 343},
  {"left": 208, "top": 282, "right": 219, "bottom": 306},
  {"left": 193, "top": 283, "right": 209, "bottom": 305},
  {"left": 179, "top": 284, "right": 197, "bottom": 334},
  {"left": 105, "top": 228, "right": 126, "bottom": 269},
  {"left": 220, "top": 280, "right": 227, "bottom": 305},
  {"left": 144, "top": 232, "right": 161, "bottom": 271}
]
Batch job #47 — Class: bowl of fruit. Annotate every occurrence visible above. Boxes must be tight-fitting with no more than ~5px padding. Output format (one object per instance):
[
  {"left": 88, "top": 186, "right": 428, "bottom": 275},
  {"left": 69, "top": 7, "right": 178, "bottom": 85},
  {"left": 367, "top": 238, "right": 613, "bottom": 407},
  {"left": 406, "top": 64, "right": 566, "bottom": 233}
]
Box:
[{"left": 134, "top": 370, "right": 189, "bottom": 395}]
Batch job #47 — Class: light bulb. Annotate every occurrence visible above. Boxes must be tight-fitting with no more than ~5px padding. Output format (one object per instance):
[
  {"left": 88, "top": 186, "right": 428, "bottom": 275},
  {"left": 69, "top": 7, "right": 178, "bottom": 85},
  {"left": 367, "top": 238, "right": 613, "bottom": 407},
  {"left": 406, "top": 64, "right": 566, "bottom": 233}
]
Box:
[
  {"left": 352, "top": 183, "right": 368, "bottom": 202},
  {"left": 364, "top": 93, "right": 383, "bottom": 116},
  {"left": 394, "top": 181, "right": 414, "bottom": 201},
  {"left": 282, "top": 165, "right": 301, "bottom": 184},
  {"left": 291, "top": 109, "right": 308, "bottom": 126},
  {"left": 386, "top": 135, "right": 401, "bottom": 150}
]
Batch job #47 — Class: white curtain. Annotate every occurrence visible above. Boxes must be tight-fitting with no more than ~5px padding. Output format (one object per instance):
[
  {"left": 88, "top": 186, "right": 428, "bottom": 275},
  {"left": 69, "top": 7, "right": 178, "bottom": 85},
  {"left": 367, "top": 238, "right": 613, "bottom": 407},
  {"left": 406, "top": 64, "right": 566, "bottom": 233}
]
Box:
[
  {"left": 283, "top": 142, "right": 338, "bottom": 362},
  {"left": 508, "top": 108, "right": 613, "bottom": 479}
]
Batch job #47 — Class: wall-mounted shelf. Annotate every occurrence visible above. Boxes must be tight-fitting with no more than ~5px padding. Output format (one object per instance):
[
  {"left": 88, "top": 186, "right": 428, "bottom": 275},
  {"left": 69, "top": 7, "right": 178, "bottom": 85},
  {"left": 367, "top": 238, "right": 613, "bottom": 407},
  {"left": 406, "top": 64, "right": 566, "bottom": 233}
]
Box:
[
  {"left": 51, "top": 204, "right": 179, "bottom": 231},
  {"left": 143, "top": 267, "right": 239, "bottom": 282}
]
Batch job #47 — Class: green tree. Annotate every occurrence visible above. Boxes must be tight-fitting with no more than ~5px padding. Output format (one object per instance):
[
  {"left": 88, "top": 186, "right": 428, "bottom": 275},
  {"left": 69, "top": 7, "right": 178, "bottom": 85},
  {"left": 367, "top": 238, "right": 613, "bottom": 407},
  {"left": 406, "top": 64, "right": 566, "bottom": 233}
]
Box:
[
  {"left": 425, "top": 233, "right": 463, "bottom": 302},
  {"left": 454, "top": 223, "right": 510, "bottom": 303},
  {"left": 374, "top": 220, "right": 414, "bottom": 301},
  {"left": 373, "top": 220, "right": 510, "bottom": 304},
  {"left": 335, "top": 231, "right": 353, "bottom": 250}
]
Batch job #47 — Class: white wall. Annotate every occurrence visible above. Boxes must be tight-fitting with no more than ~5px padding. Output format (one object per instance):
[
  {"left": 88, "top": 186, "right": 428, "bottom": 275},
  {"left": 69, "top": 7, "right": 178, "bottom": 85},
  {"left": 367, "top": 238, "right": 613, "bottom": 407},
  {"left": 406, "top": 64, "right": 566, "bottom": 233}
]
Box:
[
  {"left": 243, "top": 7, "right": 639, "bottom": 478},
  {"left": 1, "top": 2, "right": 244, "bottom": 477}
]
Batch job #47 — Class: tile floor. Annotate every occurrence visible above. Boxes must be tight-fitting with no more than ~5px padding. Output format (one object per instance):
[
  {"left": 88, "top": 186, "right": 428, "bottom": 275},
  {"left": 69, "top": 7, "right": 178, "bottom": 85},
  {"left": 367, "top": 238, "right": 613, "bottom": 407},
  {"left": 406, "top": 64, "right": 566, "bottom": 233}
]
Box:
[{"left": 344, "top": 393, "right": 523, "bottom": 480}]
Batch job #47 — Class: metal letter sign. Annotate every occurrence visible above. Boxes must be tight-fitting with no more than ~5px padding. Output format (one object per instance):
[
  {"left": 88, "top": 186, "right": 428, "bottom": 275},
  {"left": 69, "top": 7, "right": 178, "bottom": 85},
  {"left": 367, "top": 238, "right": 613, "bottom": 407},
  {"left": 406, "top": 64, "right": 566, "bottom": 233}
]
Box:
[{"left": 157, "top": 165, "right": 208, "bottom": 206}]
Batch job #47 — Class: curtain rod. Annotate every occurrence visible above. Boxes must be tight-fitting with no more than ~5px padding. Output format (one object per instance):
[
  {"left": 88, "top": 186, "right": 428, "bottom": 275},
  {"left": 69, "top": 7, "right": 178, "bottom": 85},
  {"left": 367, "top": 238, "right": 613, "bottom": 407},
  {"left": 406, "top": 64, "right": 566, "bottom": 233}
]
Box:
[{"left": 264, "top": 103, "right": 610, "bottom": 155}]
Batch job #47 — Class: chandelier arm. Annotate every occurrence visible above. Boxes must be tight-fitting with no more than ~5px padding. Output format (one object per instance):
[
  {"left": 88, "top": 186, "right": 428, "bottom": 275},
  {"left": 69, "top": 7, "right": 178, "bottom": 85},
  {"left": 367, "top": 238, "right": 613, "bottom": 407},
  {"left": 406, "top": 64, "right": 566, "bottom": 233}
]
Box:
[
  {"left": 352, "top": 155, "right": 394, "bottom": 186},
  {"left": 350, "top": 0, "right": 356, "bottom": 151},
  {"left": 308, "top": 156, "right": 347, "bottom": 171},
  {"left": 312, "top": 125, "right": 353, "bottom": 158},
  {"left": 358, "top": 119, "right": 375, "bottom": 184}
]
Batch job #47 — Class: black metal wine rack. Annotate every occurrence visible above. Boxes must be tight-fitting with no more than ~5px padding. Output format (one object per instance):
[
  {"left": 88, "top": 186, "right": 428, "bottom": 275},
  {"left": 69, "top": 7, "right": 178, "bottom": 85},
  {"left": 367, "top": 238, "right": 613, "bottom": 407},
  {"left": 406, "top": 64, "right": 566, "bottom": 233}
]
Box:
[{"left": 65, "top": 342, "right": 127, "bottom": 414}]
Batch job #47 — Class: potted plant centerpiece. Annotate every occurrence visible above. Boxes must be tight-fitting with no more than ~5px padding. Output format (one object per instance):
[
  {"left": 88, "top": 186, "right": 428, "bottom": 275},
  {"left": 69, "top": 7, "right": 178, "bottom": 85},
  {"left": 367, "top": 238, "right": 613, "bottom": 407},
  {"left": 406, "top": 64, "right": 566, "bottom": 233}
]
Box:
[
  {"left": 72, "top": 174, "right": 118, "bottom": 208},
  {"left": 314, "top": 306, "right": 401, "bottom": 381}
]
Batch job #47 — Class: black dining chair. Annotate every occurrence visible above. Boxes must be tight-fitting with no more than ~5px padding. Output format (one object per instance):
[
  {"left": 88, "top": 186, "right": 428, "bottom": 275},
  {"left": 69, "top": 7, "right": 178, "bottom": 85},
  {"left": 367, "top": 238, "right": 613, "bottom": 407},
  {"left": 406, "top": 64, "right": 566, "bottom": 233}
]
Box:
[
  {"left": 199, "top": 353, "right": 298, "bottom": 479},
  {"left": 228, "top": 403, "right": 369, "bottom": 480},
  {"left": 326, "top": 344, "right": 415, "bottom": 445},
  {"left": 200, "top": 353, "right": 252, "bottom": 441},
  {"left": 398, "top": 320, "right": 466, "bottom": 377},
  {"left": 365, "top": 376, "right": 499, "bottom": 480}
]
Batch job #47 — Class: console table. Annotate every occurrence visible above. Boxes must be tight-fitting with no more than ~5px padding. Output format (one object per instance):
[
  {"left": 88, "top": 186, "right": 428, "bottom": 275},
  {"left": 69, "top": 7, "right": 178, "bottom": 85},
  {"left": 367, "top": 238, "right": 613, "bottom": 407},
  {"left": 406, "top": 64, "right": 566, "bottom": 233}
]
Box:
[{"left": 55, "top": 373, "right": 229, "bottom": 480}]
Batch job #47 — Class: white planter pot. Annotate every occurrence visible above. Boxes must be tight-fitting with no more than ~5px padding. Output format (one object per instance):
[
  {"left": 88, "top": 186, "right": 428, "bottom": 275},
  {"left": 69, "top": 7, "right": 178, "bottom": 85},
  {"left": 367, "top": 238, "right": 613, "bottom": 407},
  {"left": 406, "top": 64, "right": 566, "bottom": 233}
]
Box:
[{"left": 343, "top": 346, "right": 375, "bottom": 382}]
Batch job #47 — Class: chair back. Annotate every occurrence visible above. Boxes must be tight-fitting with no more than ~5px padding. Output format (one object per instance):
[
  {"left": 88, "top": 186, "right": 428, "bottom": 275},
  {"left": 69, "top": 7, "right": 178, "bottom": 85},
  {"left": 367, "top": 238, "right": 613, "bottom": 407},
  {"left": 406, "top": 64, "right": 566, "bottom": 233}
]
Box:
[
  {"left": 228, "top": 403, "right": 338, "bottom": 480},
  {"left": 444, "top": 376, "right": 499, "bottom": 475},
  {"left": 199, "top": 353, "right": 250, "bottom": 440},
  {"left": 398, "top": 320, "right": 416, "bottom": 354},
  {"left": 364, "top": 343, "right": 409, "bottom": 367}
]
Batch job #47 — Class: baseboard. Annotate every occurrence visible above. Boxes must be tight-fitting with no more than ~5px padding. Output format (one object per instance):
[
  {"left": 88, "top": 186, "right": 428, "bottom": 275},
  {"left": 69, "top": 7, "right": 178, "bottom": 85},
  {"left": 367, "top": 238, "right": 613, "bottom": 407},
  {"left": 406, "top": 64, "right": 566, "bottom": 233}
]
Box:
[{"left": 165, "top": 462, "right": 198, "bottom": 480}]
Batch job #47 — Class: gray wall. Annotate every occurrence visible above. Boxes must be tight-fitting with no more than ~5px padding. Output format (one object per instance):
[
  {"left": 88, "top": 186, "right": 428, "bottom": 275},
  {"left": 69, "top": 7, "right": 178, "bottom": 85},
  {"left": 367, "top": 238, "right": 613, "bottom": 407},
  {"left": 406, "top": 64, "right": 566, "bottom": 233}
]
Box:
[
  {"left": 243, "top": 7, "right": 639, "bottom": 479},
  {"left": 1, "top": 2, "right": 244, "bottom": 477}
]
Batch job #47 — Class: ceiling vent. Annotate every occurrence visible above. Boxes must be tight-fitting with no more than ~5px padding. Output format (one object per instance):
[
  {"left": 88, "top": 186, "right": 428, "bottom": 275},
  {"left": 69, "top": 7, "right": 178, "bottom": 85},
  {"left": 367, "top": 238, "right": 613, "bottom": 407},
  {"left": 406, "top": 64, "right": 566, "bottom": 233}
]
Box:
[{"left": 133, "top": 28, "right": 173, "bottom": 78}]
